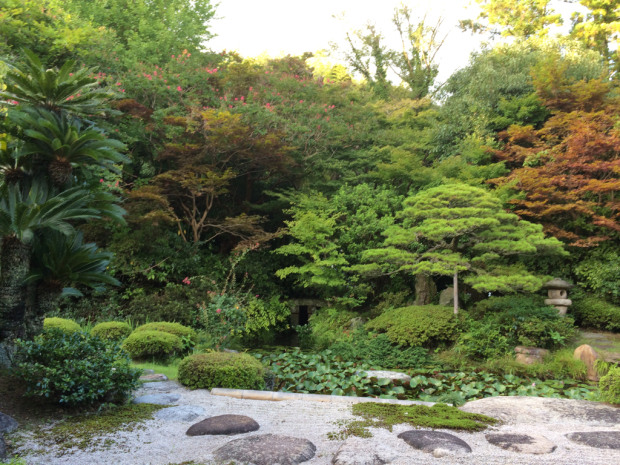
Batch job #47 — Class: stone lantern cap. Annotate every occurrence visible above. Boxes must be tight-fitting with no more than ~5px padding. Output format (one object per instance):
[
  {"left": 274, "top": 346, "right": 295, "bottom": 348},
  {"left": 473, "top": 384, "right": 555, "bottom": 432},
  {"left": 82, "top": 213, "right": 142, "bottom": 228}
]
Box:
[{"left": 543, "top": 278, "right": 574, "bottom": 290}]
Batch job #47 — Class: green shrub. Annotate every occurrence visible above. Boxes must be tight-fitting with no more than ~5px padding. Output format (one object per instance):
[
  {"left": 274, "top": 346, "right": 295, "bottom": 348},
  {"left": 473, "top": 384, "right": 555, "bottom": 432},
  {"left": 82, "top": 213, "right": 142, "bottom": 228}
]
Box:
[
  {"left": 309, "top": 307, "right": 359, "bottom": 348},
  {"left": 91, "top": 321, "right": 132, "bottom": 340},
  {"left": 43, "top": 317, "right": 81, "bottom": 334},
  {"left": 572, "top": 297, "right": 620, "bottom": 331},
  {"left": 458, "top": 296, "right": 578, "bottom": 359},
  {"left": 122, "top": 330, "right": 182, "bottom": 359},
  {"left": 472, "top": 295, "right": 558, "bottom": 320},
  {"left": 457, "top": 321, "right": 512, "bottom": 360},
  {"left": 134, "top": 322, "right": 197, "bottom": 343},
  {"left": 365, "top": 305, "right": 462, "bottom": 347},
  {"left": 178, "top": 352, "right": 265, "bottom": 390},
  {"left": 599, "top": 365, "right": 620, "bottom": 404},
  {"left": 14, "top": 329, "right": 141, "bottom": 405},
  {"left": 329, "top": 332, "right": 431, "bottom": 368}
]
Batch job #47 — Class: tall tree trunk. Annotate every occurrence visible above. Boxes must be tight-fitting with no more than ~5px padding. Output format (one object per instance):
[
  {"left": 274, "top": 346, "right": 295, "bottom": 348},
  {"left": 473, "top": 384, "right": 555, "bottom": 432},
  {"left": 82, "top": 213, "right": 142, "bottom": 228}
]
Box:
[
  {"left": 415, "top": 273, "right": 437, "bottom": 305},
  {"left": 0, "top": 236, "right": 31, "bottom": 368},
  {"left": 453, "top": 269, "right": 459, "bottom": 315}
]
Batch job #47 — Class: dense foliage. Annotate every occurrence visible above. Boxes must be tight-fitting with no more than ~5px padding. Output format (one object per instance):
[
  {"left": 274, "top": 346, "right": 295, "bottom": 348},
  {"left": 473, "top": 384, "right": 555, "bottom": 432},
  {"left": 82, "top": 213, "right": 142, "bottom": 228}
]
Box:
[
  {"left": 43, "top": 317, "right": 81, "bottom": 334},
  {"left": 14, "top": 329, "right": 141, "bottom": 405},
  {"left": 178, "top": 352, "right": 265, "bottom": 390},
  {"left": 1, "top": 0, "right": 619, "bottom": 407}
]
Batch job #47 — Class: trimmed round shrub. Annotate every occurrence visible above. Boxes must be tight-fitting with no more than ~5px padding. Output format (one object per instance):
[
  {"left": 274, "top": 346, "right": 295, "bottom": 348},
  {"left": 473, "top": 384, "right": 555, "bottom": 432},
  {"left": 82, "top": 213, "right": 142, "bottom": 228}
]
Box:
[
  {"left": 365, "top": 305, "right": 463, "bottom": 347},
  {"left": 178, "top": 352, "right": 265, "bottom": 390},
  {"left": 134, "top": 322, "right": 197, "bottom": 343},
  {"left": 15, "top": 329, "right": 141, "bottom": 405},
  {"left": 91, "top": 321, "right": 133, "bottom": 340},
  {"left": 122, "top": 330, "right": 182, "bottom": 359},
  {"left": 573, "top": 297, "right": 620, "bottom": 332},
  {"left": 44, "top": 317, "right": 81, "bottom": 334}
]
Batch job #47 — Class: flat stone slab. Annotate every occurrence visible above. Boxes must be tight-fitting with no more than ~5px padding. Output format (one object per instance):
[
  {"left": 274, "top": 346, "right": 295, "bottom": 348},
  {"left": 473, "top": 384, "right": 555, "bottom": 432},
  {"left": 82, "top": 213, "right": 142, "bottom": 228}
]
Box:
[
  {"left": 364, "top": 370, "right": 411, "bottom": 382},
  {"left": 460, "top": 396, "right": 620, "bottom": 425},
  {"left": 140, "top": 373, "right": 168, "bottom": 382},
  {"left": 566, "top": 431, "right": 620, "bottom": 449},
  {"left": 398, "top": 430, "right": 472, "bottom": 457},
  {"left": 486, "top": 433, "right": 557, "bottom": 454},
  {"left": 132, "top": 394, "right": 181, "bottom": 405},
  {"left": 141, "top": 381, "right": 181, "bottom": 391},
  {"left": 332, "top": 436, "right": 399, "bottom": 464},
  {"left": 0, "top": 412, "right": 17, "bottom": 434},
  {"left": 154, "top": 405, "right": 205, "bottom": 422},
  {"left": 214, "top": 434, "right": 316, "bottom": 465},
  {"left": 187, "top": 414, "right": 259, "bottom": 436}
]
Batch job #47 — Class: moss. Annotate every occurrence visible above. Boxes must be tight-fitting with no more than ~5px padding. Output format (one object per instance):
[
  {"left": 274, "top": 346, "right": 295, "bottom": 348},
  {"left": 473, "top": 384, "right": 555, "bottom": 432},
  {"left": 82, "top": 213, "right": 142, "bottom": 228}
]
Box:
[
  {"left": 24, "top": 404, "right": 166, "bottom": 455},
  {"left": 43, "top": 317, "right": 81, "bottom": 334},
  {"left": 328, "top": 402, "right": 497, "bottom": 440}
]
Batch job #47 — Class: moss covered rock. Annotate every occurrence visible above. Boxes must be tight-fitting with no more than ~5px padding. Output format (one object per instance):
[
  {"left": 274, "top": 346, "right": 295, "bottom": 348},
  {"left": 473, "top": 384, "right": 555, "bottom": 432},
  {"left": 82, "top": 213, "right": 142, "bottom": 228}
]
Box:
[
  {"left": 43, "top": 317, "right": 81, "bottom": 334},
  {"left": 122, "top": 330, "right": 182, "bottom": 359},
  {"left": 134, "top": 322, "right": 197, "bottom": 343},
  {"left": 178, "top": 352, "right": 265, "bottom": 390},
  {"left": 91, "top": 321, "right": 132, "bottom": 340}
]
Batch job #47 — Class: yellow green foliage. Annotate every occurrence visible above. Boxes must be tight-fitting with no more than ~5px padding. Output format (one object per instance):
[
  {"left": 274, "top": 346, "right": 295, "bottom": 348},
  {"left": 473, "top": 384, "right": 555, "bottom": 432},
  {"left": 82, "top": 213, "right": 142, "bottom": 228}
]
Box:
[
  {"left": 134, "top": 322, "right": 197, "bottom": 343},
  {"left": 43, "top": 317, "right": 81, "bottom": 334},
  {"left": 178, "top": 352, "right": 264, "bottom": 390},
  {"left": 365, "top": 305, "right": 463, "bottom": 347},
  {"left": 122, "top": 330, "right": 182, "bottom": 359},
  {"left": 91, "top": 321, "right": 132, "bottom": 340}
]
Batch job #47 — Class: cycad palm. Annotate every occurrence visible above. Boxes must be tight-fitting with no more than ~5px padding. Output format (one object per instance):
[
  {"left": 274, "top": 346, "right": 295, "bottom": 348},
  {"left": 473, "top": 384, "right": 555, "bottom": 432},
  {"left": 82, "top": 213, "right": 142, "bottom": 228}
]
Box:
[
  {"left": 0, "top": 49, "right": 118, "bottom": 117},
  {"left": 11, "top": 108, "right": 129, "bottom": 185},
  {"left": 26, "top": 231, "right": 120, "bottom": 316}
]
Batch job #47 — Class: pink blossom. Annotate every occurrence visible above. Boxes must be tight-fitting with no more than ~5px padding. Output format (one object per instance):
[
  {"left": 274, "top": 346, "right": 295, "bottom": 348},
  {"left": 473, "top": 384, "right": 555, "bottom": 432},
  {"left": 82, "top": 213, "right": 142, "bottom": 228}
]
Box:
[
  {"left": 249, "top": 87, "right": 253, "bottom": 91},
  {"left": 172, "top": 55, "right": 175, "bottom": 58},
  {"left": 69, "top": 73, "right": 73, "bottom": 76},
  {"left": 99, "top": 179, "right": 104, "bottom": 183},
  {"left": 300, "top": 100, "right": 303, "bottom": 104},
  {"left": 177, "top": 86, "right": 182, "bottom": 91},
  {"left": 167, "top": 86, "right": 170, "bottom": 89},
  {"left": 216, "top": 309, "right": 221, "bottom": 314}
]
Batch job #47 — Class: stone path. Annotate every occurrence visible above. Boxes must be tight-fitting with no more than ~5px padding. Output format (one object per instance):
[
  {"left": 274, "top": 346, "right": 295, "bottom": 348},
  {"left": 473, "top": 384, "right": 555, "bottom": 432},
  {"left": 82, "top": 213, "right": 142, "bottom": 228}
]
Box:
[{"left": 7, "top": 375, "right": 620, "bottom": 464}]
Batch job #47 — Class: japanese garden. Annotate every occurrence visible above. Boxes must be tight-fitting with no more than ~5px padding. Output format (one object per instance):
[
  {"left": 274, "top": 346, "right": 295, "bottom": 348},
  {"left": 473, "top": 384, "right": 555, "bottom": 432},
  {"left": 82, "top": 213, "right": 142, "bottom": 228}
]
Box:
[{"left": 0, "top": 1, "right": 620, "bottom": 464}]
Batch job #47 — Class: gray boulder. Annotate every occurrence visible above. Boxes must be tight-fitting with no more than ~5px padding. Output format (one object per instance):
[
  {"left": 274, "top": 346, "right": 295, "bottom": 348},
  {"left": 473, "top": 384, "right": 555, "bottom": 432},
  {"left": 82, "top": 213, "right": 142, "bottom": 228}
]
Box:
[
  {"left": 364, "top": 370, "right": 411, "bottom": 382},
  {"left": 155, "top": 405, "right": 205, "bottom": 422},
  {"left": 214, "top": 434, "right": 316, "bottom": 465},
  {"left": 398, "top": 430, "right": 472, "bottom": 457},
  {"left": 140, "top": 374, "right": 168, "bottom": 382},
  {"left": 141, "top": 381, "right": 181, "bottom": 391},
  {"left": 187, "top": 414, "right": 259, "bottom": 436},
  {"left": 439, "top": 288, "right": 456, "bottom": 307},
  {"left": 0, "top": 434, "right": 6, "bottom": 460},
  {"left": 132, "top": 393, "right": 180, "bottom": 405},
  {"left": 0, "top": 413, "right": 17, "bottom": 434}
]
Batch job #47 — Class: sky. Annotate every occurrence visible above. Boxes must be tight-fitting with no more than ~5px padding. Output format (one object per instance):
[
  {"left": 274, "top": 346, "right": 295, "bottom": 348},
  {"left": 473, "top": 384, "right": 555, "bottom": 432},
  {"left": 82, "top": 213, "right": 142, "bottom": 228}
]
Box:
[{"left": 206, "top": 0, "right": 589, "bottom": 86}]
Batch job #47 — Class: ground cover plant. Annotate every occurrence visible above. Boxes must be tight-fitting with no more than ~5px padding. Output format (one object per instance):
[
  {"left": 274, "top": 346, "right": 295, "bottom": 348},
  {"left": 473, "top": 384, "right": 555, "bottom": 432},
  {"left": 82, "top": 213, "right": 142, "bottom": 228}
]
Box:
[
  {"left": 328, "top": 402, "right": 498, "bottom": 440},
  {"left": 258, "top": 349, "right": 598, "bottom": 402}
]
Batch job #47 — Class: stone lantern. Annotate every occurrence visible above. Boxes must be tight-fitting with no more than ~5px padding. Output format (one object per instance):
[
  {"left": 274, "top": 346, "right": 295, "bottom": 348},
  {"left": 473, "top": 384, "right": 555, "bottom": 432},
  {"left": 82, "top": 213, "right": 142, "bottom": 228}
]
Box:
[{"left": 543, "top": 278, "right": 574, "bottom": 316}]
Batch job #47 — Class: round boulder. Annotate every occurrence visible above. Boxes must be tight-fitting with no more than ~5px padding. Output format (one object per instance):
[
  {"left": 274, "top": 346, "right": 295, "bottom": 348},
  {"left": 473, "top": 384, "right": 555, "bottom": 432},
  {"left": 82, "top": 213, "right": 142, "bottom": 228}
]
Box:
[
  {"left": 214, "top": 434, "right": 316, "bottom": 465},
  {"left": 486, "top": 433, "right": 557, "bottom": 454},
  {"left": 0, "top": 412, "right": 17, "bottom": 435},
  {"left": 186, "top": 414, "right": 259, "bottom": 436},
  {"left": 398, "top": 430, "right": 472, "bottom": 456}
]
